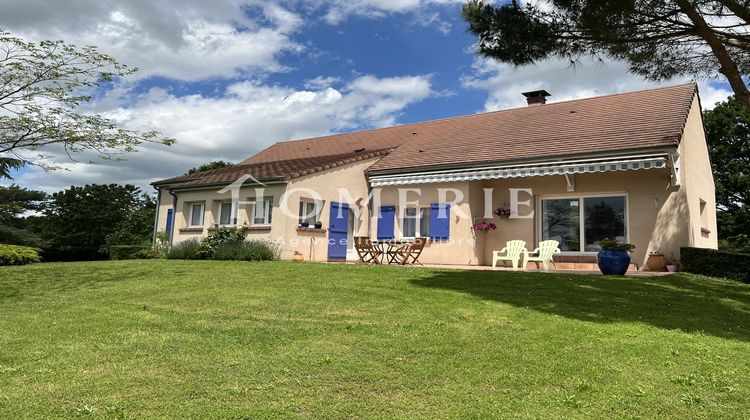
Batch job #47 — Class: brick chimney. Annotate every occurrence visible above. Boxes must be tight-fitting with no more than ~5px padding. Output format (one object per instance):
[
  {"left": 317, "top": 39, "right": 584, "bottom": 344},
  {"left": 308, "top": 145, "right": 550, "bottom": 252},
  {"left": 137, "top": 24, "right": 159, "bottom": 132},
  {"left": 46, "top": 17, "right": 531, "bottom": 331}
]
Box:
[{"left": 522, "top": 90, "right": 551, "bottom": 106}]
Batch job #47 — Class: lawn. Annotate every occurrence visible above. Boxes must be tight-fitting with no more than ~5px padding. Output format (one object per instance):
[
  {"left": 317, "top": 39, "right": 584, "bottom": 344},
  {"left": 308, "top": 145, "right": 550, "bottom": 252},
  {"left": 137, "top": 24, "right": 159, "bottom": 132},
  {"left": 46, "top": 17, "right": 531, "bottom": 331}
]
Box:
[{"left": 0, "top": 261, "right": 749, "bottom": 418}]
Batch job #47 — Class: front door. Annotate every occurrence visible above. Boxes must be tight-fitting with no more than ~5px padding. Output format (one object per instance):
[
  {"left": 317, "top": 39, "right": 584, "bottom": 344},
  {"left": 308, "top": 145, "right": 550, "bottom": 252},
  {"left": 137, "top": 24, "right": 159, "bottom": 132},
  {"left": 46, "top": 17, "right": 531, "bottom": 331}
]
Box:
[{"left": 328, "top": 202, "right": 349, "bottom": 261}]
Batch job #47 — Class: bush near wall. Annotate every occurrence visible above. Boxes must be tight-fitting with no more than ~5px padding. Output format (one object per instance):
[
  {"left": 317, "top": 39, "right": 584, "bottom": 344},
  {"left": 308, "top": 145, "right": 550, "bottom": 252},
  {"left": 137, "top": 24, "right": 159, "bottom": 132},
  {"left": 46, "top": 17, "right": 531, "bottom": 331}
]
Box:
[
  {"left": 0, "top": 244, "right": 42, "bottom": 266},
  {"left": 680, "top": 247, "right": 750, "bottom": 283},
  {"left": 166, "top": 235, "right": 280, "bottom": 262}
]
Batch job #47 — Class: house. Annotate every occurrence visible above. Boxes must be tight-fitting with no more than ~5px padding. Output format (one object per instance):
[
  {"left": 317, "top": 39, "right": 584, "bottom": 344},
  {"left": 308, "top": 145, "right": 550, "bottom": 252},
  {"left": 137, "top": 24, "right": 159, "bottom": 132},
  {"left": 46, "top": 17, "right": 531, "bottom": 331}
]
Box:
[{"left": 151, "top": 83, "right": 718, "bottom": 268}]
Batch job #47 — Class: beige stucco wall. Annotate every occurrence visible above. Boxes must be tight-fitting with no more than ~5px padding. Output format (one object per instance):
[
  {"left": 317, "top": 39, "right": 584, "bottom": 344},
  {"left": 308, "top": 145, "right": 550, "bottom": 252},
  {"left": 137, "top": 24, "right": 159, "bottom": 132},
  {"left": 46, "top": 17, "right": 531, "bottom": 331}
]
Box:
[
  {"left": 154, "top": 158, "right": 377, "bottom": 262},
  {"left": 481, "top": 170, "right": 675, "bottom": 268},
  {"left": 373, "top": 181, "right": 484, "bottom": 265},
  {"left": 159, "top": 183, "right": 287, "bottom": 244},
  {"left": 680, "top": 94, "right": 719, "bottom": 250},
  {"left": 281, "top": 158, "right": 375, "bottom": 261}
]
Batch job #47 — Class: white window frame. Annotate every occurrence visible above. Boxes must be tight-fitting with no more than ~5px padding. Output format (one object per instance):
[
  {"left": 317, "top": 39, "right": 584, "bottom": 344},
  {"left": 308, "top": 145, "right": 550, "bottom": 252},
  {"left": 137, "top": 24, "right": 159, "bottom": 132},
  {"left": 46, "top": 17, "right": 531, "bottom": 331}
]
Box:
[
  {"left": 399, "top": 206, "right": 430, "bottom": 239},
  {"left": 250, "top": 198, "right": 273, "bottom": 226},
  {"left": 217, "top": 201, "right": 237, "bottom": 227},
  {"left": 298, "top": 198, "right": 322, "bottom": 226},
  {"left": 188, "top": 202, "right": 205, "bottom": 227},
  {"left": 536, "top": 192, "right": 629, "bottom": 255}
]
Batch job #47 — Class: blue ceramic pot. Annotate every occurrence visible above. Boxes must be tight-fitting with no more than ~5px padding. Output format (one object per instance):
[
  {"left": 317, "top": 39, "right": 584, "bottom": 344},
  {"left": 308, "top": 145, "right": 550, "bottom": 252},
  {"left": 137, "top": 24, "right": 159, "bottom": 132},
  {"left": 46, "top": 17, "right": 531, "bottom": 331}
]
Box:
[{"left": 597, "top": 249, "right": 631, "bottom": 275}]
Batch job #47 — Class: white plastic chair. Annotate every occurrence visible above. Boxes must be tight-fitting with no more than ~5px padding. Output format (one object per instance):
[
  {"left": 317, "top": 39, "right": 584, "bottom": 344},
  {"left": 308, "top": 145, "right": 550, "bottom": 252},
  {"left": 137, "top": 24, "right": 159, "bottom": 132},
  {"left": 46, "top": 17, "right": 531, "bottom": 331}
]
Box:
[
  {"left": 523, "top": 240, "right": 561, "bottom": 271},
  {"left": 492, "top": 240, "right": 527, "bottom": 270}
]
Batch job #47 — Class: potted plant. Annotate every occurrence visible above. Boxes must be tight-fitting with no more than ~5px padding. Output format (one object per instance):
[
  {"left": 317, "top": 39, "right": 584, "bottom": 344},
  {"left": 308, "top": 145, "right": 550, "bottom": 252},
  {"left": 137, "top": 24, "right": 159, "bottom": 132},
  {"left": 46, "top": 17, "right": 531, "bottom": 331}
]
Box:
[
  {"left": 472, "top": 221, "right": 497, "bottom": 232},
  {"left": 292, "top": 250, "right": 304, "bottom": 262},
  {"left": 314, "top": 220, "right": 323, "bottom": 229},
  {"left": 597, "top": 239, "right": 636, "bottom": 275},
  {"left": 646, "top": 250, "right": 667, "bottom": 271},
  {"left": 493, "top": 207, "right": 512, "bottom": 219},
  {"left": 666, "top": 253, "right": 679, "bottom": 272},
  {"left": 300, "top": 221, "right": 310, "bottom": 228}
]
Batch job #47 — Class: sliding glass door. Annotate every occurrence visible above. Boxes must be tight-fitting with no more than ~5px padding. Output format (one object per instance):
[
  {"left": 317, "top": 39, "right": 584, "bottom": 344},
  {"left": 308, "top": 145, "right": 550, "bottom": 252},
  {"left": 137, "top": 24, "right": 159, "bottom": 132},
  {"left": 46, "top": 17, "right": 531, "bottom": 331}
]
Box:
[{"left": 540, "top": 195, "right": 627, "bottom": 253}]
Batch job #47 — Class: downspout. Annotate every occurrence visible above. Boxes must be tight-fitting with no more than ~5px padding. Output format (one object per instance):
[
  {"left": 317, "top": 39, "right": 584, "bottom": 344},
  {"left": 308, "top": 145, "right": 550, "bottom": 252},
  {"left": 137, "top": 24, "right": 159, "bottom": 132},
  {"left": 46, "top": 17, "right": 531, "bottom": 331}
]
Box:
[
  {"left": 152, "top": 186, "right": 161, "bottom": 245},
  {"left": 366, "top": 177, "right": 373, "bottom": 238},
  {"left": 168, "top": 189, "right": 178, "bottom": 246}
]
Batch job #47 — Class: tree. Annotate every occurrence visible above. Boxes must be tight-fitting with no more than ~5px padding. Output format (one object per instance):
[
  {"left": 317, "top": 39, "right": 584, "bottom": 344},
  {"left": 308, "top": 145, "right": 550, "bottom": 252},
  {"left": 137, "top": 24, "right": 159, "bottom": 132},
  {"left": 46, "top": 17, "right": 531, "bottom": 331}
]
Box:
[
  {"left": 186, "top": 160, "right": 235, "bottom": 175},
  {"left": 39, "top": 184, "right": 148, "bottom": 260},
  {"left": 0, "top": 184, "right": 46, "bottom": 247},
  {"left": 103, "top": 196, "right": 156, "bottom": 257},
  {"left": 703, "top": 95, "right": 750, "bottom": 251},
  {"left": 461, "top": 0, "right": 750, "bottom": 109},
  {"left": 0, "top": 29, "right": 175, "bottom": 177}
]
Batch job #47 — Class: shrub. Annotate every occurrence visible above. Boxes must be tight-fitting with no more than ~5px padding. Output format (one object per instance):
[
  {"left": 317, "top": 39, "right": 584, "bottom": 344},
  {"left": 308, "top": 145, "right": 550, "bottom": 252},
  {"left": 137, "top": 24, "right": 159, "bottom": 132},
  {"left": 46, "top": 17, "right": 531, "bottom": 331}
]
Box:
[
  {"left": 680, "top": 247, "right": 750, "bottom": 283},
  {"left": 166, "top": 239, "right": 204, "bottom": 260},
  {"left": 212, "top": 240, "right": 280, "bottom": 261},
  {"left": 107, "top": 244, "right": 151, "bottom": 260},
  {"left": 202, "top": 227, "right": 247, "bottom": 250},
  {"left": 0, "top": 244, "right": 41, "bottom": 266}
]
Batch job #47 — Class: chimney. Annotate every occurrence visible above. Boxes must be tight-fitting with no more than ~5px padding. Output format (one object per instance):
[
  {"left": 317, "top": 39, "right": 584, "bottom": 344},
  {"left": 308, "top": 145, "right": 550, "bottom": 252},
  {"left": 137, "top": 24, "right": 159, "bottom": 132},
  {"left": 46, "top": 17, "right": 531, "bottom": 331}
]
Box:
[{"left": 522, "top": 90, "right": 551, "bottom": 106}]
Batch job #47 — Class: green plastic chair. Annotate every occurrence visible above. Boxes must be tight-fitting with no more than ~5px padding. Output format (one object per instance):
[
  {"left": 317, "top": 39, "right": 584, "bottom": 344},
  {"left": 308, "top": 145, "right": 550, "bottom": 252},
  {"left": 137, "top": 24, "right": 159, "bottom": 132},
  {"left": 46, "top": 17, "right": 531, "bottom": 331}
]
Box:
[
  {"left": 492, "top": 240, "right": 527, "bottom": 270},
  {"left": 523, "top": 240, "right": 561, "bottom": 271}
]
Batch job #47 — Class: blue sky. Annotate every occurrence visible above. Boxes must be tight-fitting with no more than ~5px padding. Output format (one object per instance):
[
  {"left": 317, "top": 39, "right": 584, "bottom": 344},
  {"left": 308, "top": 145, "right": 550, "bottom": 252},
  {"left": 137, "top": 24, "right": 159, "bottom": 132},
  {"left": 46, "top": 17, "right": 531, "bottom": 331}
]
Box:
[{"left": 0, "top": 0, "right": 733, "bottom": 192}]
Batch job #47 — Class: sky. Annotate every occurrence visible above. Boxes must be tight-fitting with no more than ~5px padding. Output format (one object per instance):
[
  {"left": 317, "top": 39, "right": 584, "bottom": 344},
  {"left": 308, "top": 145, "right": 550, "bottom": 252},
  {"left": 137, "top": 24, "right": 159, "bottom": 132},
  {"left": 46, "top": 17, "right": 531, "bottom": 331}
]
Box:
[{"left": 0, "top": 0, "right": 734, "bottom": 194}]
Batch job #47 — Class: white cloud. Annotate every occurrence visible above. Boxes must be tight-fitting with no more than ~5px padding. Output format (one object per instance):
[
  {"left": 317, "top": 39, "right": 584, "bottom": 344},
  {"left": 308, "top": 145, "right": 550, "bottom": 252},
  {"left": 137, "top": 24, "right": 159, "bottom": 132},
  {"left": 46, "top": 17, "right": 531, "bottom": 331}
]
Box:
[
  {"left": 317, "top": 0, "right": 462, "bottom": 30},
  {"left": 461, "top": 57, "right": 733, "bottom": 111},
  {"left": 14, "top": 74, "right": 434, "bottom": 193},
  {"left": 0, "top": 0, "right": 303, "bottom": 81},
  {"left": 304, "top": 76, "right": 343, "bottom": 90}
]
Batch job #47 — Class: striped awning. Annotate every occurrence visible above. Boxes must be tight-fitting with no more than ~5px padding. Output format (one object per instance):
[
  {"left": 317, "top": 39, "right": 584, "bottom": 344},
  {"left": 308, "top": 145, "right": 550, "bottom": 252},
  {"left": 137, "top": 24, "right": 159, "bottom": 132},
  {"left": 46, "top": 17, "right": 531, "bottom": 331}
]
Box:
[{"left": 368, "top": 154, "right": 669, "bottom": 187}]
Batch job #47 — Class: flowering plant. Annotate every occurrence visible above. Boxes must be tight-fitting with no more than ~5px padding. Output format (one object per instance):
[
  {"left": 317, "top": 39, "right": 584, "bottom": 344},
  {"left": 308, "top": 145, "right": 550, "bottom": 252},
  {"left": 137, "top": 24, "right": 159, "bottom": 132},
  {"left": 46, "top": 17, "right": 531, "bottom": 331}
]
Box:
[
  {"left": 493, "top": 207, "right": 512, "bottom": 218},
  {"left": 473, "top": 221, "right": 497, "bottom": 232},
  {"left": 599, "top": 238, "right": 636, "bottom": 252}
]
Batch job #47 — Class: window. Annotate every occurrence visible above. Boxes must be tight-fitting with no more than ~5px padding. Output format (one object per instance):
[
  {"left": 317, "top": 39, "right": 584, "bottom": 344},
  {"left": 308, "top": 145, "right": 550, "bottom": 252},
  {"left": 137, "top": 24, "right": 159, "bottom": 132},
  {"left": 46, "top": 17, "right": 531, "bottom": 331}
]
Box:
[
  {"left": 252, "top": 199, "right": 272, "bottom": 225},
  {"left": 298, "top": 199, "right": 321, "bottom": 225},
  {"left": 700, "top": 198, "right": 708, "bottom": 229},
  {"left": 583, "top": 196, "right": 626, "bottom": 251},
  {"left": 541, "top": 198, "right": 580, "bottom": 251},
  {"left": 400, "top": 207, "right": 430, "bottom": 238},
  {"left": 540, "top": 195, "right": 626, "bottom": 252},
  {"left": 218, "top": 202, "right": 235, "bottom": 226},
  {"left": 189, "top": 203, "right": 204, "bottom": 227}
]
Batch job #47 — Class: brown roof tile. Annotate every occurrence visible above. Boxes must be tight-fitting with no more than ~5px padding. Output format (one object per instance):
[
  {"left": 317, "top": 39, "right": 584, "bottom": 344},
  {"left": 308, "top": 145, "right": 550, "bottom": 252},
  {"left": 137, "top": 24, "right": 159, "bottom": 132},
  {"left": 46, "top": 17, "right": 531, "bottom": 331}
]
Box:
[
  {"left": 153, "top": 149, "right": 390, "bottom": 188},
  {"left": 154, "top": 84, "right": 697, "bottom": 187},
  {"left": 368, "top": 83, "right": 696, "bottom": 173}
]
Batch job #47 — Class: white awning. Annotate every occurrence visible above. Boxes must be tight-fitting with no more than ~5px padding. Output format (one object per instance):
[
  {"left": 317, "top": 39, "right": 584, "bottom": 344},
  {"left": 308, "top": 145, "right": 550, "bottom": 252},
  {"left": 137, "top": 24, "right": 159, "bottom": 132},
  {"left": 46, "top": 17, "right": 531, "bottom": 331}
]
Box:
[{"left": 368, "top": 154, "right": 669, "bottom": 187}]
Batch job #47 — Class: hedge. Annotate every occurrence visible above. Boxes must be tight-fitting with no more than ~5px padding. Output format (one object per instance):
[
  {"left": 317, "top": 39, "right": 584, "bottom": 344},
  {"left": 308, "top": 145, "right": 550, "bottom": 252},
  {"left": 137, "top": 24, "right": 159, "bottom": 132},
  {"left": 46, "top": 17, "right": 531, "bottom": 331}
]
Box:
[
  {"left": 0, "top": 244, "right": 42, "bottom": 266},
  {"left": 680, "top": 247, "right": 750, "bottom": 283}
]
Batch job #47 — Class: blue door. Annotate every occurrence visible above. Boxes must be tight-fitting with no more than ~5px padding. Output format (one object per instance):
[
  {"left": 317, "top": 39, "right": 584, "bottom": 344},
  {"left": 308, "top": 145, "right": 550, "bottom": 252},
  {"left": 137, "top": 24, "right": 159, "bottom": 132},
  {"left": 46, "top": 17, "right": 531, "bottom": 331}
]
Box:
[{"left": 328, "top": 202, "right": 349, "bottom": 261}]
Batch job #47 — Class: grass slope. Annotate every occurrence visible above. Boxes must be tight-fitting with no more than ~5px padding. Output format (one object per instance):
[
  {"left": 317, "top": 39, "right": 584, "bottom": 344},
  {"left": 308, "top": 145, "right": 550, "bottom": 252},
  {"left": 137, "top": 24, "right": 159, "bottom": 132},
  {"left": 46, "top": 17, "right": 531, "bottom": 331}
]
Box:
[{"left": 0, "top": 261, "right": 749, "bottom": 418}]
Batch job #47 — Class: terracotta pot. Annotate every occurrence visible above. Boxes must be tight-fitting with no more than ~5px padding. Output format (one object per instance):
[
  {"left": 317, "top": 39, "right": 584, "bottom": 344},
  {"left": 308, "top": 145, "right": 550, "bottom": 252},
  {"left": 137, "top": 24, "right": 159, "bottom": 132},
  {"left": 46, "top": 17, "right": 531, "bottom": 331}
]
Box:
[
  {"left": 292, "top": 253, "right": 304, "bottom": 262},
  {"left": 646, "top": 254, "right": 667, "bottom": 271}
]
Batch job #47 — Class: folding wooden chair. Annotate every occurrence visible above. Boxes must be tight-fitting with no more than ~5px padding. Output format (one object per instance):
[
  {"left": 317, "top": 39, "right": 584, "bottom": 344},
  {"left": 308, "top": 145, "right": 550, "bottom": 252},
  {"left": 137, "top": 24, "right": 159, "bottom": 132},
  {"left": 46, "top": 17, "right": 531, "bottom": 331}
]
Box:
[
  {"left": 394, "top": 237, "right": 427, "bottom": 265},
  {"left": 354, "top": 236, "right": 382, "bottom": 264}
]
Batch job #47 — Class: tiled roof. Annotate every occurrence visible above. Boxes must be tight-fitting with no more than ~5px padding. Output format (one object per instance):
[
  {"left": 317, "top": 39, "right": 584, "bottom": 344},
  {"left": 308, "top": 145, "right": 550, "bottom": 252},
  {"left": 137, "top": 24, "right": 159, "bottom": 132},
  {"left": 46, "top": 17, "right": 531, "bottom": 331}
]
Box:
[
  {"left": 153, "top": 84, "right": 697, "bottom": 187},
  {"left": 368, "top": 83, "right": 696, "bottom": 174},
  {"left": 152, "top": 149, "right": 391, "bottom": 188}
]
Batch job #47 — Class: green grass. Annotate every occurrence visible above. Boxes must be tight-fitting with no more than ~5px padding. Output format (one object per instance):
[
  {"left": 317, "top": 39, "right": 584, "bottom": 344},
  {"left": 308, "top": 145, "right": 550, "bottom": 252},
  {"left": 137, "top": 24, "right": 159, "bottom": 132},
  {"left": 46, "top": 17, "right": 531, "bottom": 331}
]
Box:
[{"left": 1, "top": 261, "right": 749, "bottom": 418}]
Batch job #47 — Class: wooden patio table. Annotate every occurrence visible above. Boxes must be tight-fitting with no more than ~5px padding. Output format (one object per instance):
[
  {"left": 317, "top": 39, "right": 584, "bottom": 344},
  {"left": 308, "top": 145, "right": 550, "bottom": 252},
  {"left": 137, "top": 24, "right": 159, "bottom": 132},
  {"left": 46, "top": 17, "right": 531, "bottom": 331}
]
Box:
[{"left": 372, "top": 239, "right": 411, "bottom": 264}]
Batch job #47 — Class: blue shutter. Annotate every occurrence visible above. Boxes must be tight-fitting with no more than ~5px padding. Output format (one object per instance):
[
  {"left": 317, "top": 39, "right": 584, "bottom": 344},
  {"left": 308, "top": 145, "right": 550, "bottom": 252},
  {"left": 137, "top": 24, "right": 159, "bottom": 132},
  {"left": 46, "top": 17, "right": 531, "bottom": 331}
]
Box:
[
  {"left": 165, "top": 209, "right": 174, "bottom": 237},
  {"left": 430, "top": 203, "right": 450, "bottom": 240},
  {"left": 377, "top": 206, "right": 395, "bottom": 240}
]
